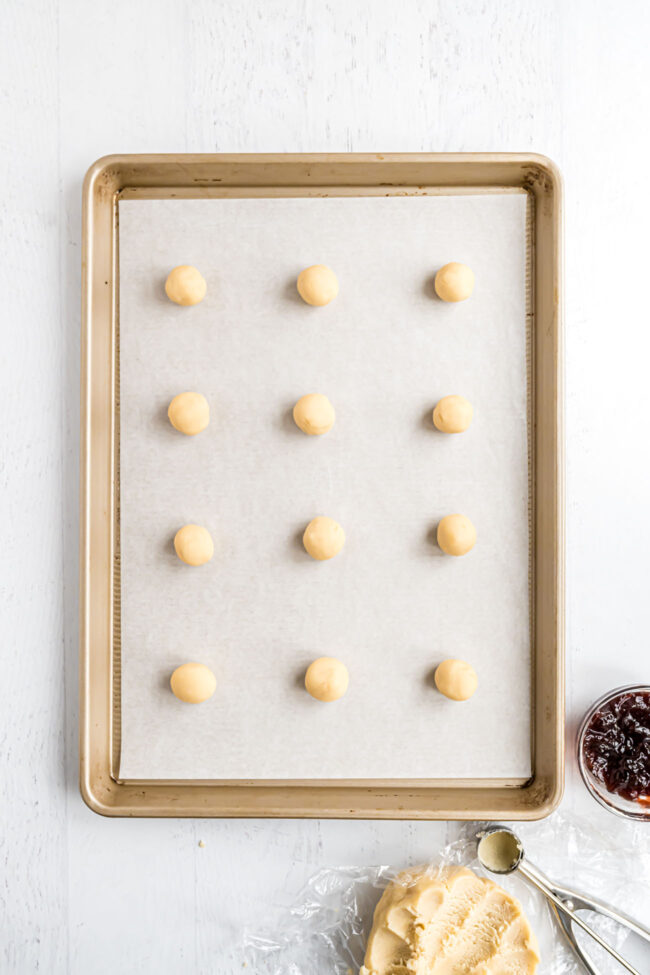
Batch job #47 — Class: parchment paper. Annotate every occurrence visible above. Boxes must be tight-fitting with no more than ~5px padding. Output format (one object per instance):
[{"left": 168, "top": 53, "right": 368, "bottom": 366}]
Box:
[{"left": 117, "top": 193, "right": 531, "bottom": 780}]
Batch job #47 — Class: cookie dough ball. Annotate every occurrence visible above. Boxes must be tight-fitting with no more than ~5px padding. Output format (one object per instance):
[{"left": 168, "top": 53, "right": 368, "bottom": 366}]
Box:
[
  {"left": 434, "top": 262, "right": 474, "bottom": 302},
  {"left": 168, "top": 392, "right": 210, "bottom": 436},
  {"left": 305, "top": 656, "right": 349, "bottom": 702},
  {"left": 293, "top": 394, "right": 336, "bottom": 435},
  {"left": 433, "top": 394, "right": 473, "bottom": 433},
  {"left": 164, "top": 265, "right": 207, "bottom": 306},
  {"left": 303, "top": 517, "right": 345, "bottom": 560},
  {"left": 296, "top": 264, "right": 339, "bottom": 306},
  {"left": 170, "top": 662, "right": 217, "bottom": 703},
  {"left": 434, "top": 659, "right": 478, "bottom": 701},
  {"left": 174, "top": 524, "right": 214, "bottom": 566},
  {"left": 437, "top": 514, "right": 476, "bottom": 556}
]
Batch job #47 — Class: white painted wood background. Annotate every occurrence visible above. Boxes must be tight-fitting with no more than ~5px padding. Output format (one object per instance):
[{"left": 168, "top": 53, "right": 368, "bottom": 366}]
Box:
[{"left": 2, "top": 0, "right": 650, "bottom": 970}]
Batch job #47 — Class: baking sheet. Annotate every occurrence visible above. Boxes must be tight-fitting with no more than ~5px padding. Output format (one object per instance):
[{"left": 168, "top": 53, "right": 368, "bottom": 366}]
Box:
[{"left": 117, "top": 193, "right": 531, "bottom": 781}]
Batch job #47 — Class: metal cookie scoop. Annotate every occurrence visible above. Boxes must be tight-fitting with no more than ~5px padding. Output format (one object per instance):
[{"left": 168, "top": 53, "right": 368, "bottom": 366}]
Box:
[{"left": 476, "top": 825, "right": 650, "bottom": 975}]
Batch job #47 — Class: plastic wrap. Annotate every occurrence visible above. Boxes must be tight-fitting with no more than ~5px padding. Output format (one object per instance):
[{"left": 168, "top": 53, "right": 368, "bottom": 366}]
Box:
[{"left": 243, "top": 811, "right": 650, "bottom": 974}]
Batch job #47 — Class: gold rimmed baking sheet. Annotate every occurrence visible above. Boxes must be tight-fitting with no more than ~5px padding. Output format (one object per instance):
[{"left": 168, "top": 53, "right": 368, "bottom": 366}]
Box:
[{"left": 80, "top": 153, "right": 563, "bottom": 818}]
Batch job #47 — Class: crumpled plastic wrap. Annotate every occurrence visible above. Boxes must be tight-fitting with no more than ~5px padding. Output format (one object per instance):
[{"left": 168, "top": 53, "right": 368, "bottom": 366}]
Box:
[{"left": 243, "top": 811, "right": 650, "bottom": 974}]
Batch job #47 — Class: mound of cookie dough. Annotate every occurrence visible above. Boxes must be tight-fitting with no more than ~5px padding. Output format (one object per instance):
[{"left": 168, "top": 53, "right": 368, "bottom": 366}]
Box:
[
  {"left": 174, "top": 524, "right": 214, "bottom": 566},
  {"left": 361, "top": 865, "right": 539, "bottom": 975},
  {"left": 437, "top": 514, "right": 476, "bottom": 556},
  {"left": 434, "top": 262, "right": 474, "bottom": 302},
  {"left": 168, "top": 391, "right": 210, "bottom": 435},
  {"left": 303, "top": 516, "right": 345, "bottom": 560},
  {"left": 170, "top": 662, "right": 216, "bottom": 703},
  {"left": 434, "top": 659, "right": 478, "bottom": 701},
  {"left": 433, "top": 394, "right": 473, "bottom": 433},
  {"left": 165, "top": 265, "right": 207, "bottom": 306},
  {"left": 296, "top": 264, "right": 339, "bottom": 306},
  {"left": 293, "top": 393, "right": 336, "bottom": 435},
  {"left": 304, "top": 656, "right": 349, "bottom": 702}
]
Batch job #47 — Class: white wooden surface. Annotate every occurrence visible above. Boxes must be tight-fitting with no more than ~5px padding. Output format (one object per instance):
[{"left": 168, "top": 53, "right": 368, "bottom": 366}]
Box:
[{"left": 2, "top": 0, "right": 650, "bottom": 971}]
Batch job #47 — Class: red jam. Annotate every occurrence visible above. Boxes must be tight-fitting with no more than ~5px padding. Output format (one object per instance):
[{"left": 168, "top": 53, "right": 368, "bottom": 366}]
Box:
[{"left": 582, "top": 690, "right": 650, "bottom": 803}]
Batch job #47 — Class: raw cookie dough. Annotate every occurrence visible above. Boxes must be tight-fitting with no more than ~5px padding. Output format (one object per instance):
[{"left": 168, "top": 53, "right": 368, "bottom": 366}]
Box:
[
  {"left": 434, "top": 659, "right": 478, "bottom": 701},
  {"left": 293, "top": 393, "right": 336, "bottom": 435},
  {"left": 168, "top": 392, "right": 210, "bottom": 435},
  {"left": 174, "top": 524, "right": 214, "bottom": 566},
  {"left": 170, "top": 662, "right": 217, "bottom": 703},
  {"left": 434, "top": 262, "right": 475, "bottom": 302},
  {"left": 305, "top": 656, "right": 349, "bottom": 702},
  {"left": 361, "top": 865, "right": 539, "bottom": 975},
  {"left": 437, "top": 514, "right": 476, "bottom": 556},
  {"left": 303, "top": 516, "right": 345, "bottom": 560},
  {"left": 164, "top": 265, "right": 207, "bottom": 306},
  {"left": 433, "top": 394, "right": 473, "bottom": 433},
  {"left": 296, "top": 264, "right": 339, "bottom": 306}
]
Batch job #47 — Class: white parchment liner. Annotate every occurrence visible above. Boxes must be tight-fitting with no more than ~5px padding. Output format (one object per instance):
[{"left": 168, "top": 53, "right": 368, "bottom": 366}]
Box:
[{"left": 117, "top": 193, "right": 531, "bottom": 780}]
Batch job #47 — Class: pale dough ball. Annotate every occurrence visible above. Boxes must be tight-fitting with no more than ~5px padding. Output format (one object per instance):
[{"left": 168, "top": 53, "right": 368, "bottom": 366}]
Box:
[
  {"left": 165, "top": 265, "right": 207, "bottom": 306},
  {"left": 174, "top": 524, "right": 214, "bottom": 566},
  {"left": 303, "top": 517, "right": 345, "bottom": 560},
  {"left": 434, "top": 659, "right": 478, "bottom": 701},
  {"left": 168, "top": 392, "right": 210, "bottom": 436},
  {"left": 296, "top": 264, "right": 339, "bottom": 306},
  {"left": 437, "top": 514, "right": 476, "bottom": 556},
  {"left": 434, "top": 262, "right": 475, "bottom": 302},
  {"left": 433, "top": 394, "right": 473, "bottom": 433},
  {"left": 305, "top": 656, "right": 349, "bottom": 702},
  {"left": 293, "top": 394, "right": 336, "bottom": 435},
  {"left": 170, "top": 662, "right": 217, "bottom": 703}
]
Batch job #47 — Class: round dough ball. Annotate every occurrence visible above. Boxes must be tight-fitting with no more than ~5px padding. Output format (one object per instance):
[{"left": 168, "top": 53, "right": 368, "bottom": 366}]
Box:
[
  {"left": 303, "top": 516, "right": 345, "bottom": 560},
  {"left": 433, "top": 394, "right": 473, "bottom": 434},
  {"left": 434, "top": 659, "right": 478, "bottom": 701},
  {"left": 305, "top": 656, "right": 349, "bottom": 702},
  {"left": 170, "top": 662, "right": 217, "bottom": 703},
  {"left": 174, "top": 524, "right": 214, "bottom": 566},
  {"left": 296, "top": 264, "right": 339, "bottom": 306},
  {"left": 434, "top": 262, "right": 475, "bottom": 302},
  {"left": 164, "top": 265, "right": 207, "bottom": 306},
  {"left": 437, "top": 514, "right": 476, "bottom": 556},
  {"left": 168, "top": 392, "right": 210, "bottom": 436},
  {"left": 293, "top": 393, "right": 336, "bottom": 435}
]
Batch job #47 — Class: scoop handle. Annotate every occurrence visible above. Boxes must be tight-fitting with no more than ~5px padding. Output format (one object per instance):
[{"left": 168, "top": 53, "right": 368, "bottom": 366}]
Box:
[{"left": 517, "top": 859, "right": 645, "bottom": 975}]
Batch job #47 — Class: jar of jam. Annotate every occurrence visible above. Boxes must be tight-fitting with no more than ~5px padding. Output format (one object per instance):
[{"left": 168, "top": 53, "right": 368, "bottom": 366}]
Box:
[{"left": 578, "top": 684, "right": 650, "bottom": 820}]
